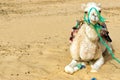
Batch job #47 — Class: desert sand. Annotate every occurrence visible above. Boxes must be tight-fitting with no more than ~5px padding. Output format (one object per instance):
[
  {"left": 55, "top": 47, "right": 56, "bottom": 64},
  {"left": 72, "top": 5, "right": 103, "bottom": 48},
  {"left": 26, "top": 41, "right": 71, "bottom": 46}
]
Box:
[{"left": 0, "top": 0, "right": 120, "bottom": 80}]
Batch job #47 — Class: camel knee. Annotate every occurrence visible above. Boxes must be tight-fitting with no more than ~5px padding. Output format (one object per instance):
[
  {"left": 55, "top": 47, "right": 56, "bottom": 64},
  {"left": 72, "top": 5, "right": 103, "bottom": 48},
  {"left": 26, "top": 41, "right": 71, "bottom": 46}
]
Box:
[{"left": 64, "top": 59, "right": 78, "bottom": 74}]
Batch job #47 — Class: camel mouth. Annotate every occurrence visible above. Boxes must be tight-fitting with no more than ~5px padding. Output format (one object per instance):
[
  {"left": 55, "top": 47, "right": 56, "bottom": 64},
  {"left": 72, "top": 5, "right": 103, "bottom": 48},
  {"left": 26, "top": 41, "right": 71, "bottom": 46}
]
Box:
[{"left": 90, "top": 19, "right": 99, "bottom": 24}]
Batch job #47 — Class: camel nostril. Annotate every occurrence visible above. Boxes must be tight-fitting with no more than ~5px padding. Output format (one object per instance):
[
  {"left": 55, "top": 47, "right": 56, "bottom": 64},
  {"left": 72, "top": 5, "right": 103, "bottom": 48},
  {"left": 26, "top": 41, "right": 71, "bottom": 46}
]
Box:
[
  {"left": 92, "top": 13, "right": 97, "bottom": 17},
  {"left": 93, "top": 14, "right": 97, "bottom": 17}
]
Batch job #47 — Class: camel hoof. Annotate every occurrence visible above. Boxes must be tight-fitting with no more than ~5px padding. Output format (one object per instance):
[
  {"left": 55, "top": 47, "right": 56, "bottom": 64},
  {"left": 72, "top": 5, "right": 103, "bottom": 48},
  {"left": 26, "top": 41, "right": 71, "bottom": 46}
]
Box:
[
  {"left": 64, "top": 65, "right": 74, "bottom": 74},
  {"left": 90, "top": 65, "right": 97, "bottom": 72},
  {"left": 90, "top": 69, "right": 97, "bottom": 72}
]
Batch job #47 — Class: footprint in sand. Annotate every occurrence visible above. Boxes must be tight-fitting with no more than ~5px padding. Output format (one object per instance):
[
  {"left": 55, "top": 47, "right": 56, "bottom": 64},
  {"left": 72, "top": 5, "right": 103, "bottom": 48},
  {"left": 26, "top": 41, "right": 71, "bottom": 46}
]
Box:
[
  {"left": 25, "top": 71, "right": 31, "bottom": 75},
  {"left": 10, "top": 73, "right": 20, "bottom": 76}
]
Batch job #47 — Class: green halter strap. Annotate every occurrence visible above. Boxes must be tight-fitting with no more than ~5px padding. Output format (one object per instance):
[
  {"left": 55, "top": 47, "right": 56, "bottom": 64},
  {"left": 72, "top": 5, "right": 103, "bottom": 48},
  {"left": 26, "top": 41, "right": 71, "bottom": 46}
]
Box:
[
  {"left": 84, "top": 7, "right": 120, "bottom": 63},
  {"left": 84, "top": 7, "right": 105, "bottom": 24}
]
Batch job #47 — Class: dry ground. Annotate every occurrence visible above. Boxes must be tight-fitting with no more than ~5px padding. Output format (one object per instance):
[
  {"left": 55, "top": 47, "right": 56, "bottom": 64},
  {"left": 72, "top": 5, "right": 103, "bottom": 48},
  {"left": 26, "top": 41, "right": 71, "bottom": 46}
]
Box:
[{"left": 0, "top": 0, "right": 120, "bottom": 80}]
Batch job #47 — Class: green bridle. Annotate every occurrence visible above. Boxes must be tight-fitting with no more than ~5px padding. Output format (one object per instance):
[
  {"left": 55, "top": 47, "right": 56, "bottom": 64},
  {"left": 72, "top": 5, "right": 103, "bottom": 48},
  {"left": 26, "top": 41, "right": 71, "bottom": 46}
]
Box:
[
  {"left": 84, "top": 7, "right": 105, "bottom": 24},
  {"left": 84, "top": 7, "right": 120, "bottom": 63}
]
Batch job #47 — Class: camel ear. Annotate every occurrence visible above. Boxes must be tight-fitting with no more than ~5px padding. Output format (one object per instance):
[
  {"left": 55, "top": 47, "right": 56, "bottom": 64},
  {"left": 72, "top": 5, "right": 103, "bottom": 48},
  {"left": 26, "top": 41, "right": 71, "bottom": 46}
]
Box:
[
  {"left": 98, "top": 3, "right": 101, "bottom": 7},
  {"left": 81, "top": 4, "right": 86, "bottom": 11}
]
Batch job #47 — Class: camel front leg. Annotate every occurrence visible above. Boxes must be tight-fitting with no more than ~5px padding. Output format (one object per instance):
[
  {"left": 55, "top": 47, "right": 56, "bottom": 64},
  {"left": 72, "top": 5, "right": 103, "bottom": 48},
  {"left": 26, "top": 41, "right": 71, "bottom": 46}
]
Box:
[
  {"left": 64, "top": 44, "right": 80, "bottom": 74},
  {"left": 64, "top": 40, "right": 81, "bottom": 74},
  {"left": 65, "top": 28, "right": 84, "bottom": 74},
  {"left": 91, "top": 55, "right": 104, "bottom": 72}
]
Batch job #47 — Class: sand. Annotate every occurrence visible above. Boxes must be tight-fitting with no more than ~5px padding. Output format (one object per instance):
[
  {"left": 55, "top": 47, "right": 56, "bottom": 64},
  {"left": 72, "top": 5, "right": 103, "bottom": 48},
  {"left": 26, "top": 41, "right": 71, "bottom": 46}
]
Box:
[{"left": 0, "top": 0, "right": 120, "bottom": 80}]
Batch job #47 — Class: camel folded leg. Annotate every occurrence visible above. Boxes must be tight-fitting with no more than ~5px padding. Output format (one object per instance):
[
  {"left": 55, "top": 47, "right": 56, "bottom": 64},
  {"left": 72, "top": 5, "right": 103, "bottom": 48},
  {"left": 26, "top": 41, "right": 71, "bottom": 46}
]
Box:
[
  {"left": 64, "top": 59, "right": 78, "bottom": 74},
  {"left": 64, "top": 59, "right": 86, "bottom": 74},
  {"left": 91, "top": 55, "right": 104, "bottom": 72}
]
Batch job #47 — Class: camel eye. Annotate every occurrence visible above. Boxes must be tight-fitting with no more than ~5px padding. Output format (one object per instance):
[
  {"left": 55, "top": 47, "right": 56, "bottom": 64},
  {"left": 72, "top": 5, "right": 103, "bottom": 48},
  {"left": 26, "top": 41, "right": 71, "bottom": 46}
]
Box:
[
  {"left": 99, "top": 10, "right": 101, "bottom": 13},
  {"left": 84, "top": 11, "right": 88, "bottom": 14}
]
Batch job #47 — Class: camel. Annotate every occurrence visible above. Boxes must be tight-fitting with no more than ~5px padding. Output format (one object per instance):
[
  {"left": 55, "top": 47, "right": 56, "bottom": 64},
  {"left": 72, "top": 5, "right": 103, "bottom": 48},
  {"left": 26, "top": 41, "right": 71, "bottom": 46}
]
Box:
[{"left": 65, "top": 2, "right": 112, "bottom": 74}]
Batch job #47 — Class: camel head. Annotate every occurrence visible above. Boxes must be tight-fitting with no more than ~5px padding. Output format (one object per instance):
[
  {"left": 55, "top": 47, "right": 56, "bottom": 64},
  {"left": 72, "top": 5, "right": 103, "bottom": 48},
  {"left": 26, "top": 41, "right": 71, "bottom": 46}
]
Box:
[{"left": 82, "top": 2, "right": 102, "bottom": 24}]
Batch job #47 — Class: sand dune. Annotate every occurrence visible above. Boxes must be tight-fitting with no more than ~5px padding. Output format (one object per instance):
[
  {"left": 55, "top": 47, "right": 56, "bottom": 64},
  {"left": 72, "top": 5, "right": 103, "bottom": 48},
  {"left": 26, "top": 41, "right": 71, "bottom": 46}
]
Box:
[{"left": 0, "top": 0, "right": 120, "bottom": 80}]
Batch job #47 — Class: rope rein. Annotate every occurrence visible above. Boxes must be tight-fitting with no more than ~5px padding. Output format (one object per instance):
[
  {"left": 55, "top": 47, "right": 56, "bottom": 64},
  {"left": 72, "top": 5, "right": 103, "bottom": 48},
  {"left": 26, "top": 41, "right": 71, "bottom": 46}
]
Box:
[{"left": 84, "top": 7, "right": 120, "bottom": 63}]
